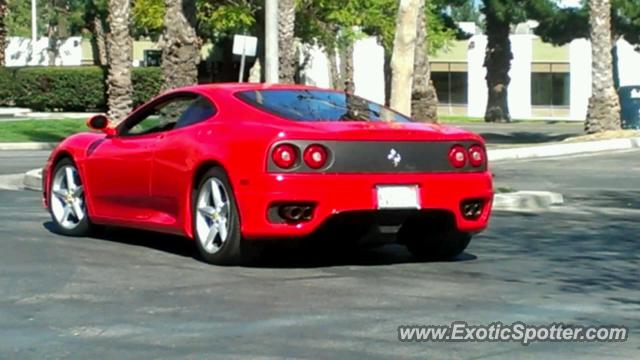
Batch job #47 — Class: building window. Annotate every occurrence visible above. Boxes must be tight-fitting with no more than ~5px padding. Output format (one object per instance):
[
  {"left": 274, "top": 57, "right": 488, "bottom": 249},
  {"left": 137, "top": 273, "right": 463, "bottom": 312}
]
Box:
[
  {"left": 531, "top": 63, "right": 570, "bottom": 107},
  {"left": 430, "top": 63, "right": 468, "bottom": 105},
  {"left": 431, "top": 71, "right": 468, "bottom": 105}
]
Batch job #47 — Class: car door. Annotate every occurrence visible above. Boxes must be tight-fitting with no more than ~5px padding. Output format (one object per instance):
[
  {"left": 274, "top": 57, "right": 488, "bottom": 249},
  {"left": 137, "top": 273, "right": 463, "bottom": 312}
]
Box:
[
  {"left": 83, "top": 95, "right": 191, "bottom": 223},
  {"left": 149, "top": 95, "right": 218, "bottom": 227}
]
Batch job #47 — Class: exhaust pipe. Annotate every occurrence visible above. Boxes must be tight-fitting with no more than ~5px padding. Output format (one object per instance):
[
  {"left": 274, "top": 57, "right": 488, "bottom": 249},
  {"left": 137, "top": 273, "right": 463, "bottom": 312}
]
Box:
[
  {"left": 278, "top": 204, "right": 314, "bottom": 222},
  {"left": 280, "top": 206, "right": 303, "bottom": 221}
]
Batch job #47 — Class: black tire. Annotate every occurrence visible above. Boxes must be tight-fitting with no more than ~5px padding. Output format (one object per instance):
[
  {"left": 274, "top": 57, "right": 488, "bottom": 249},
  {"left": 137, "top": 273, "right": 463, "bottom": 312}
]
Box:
[
  {"left": 48, "top": 158, "right": 92, "bottom": 236},
  {"left": 399, "top": 219, "right": 471, "bottom": 260},
  {"left": 192, "top": 167, "right": 251, "bottom": 265}
]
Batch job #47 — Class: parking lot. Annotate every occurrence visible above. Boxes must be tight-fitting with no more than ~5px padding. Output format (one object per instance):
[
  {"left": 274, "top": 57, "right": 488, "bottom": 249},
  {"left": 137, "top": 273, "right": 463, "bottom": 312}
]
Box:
[{"left": 0, "top": 150, "right": 639, "bottom": 359}]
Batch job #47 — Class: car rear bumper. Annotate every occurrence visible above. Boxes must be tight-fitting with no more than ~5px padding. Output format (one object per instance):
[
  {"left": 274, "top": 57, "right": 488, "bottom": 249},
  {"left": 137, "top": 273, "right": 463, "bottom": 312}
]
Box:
[{"left": 235, "top": 172, "right": 493, "bottom": 239}]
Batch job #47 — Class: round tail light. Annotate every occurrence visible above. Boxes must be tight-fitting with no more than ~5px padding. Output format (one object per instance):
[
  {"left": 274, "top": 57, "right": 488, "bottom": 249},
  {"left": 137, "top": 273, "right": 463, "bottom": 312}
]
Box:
[
  {"left": 468, "top": 145, "right": 485, "bottom": 167},
  {"left": 303, "top": 144, "right": 328, "bottom": 169},
  {"left": 272, "top": 144, "right": 298, "bottom": 169},
  {"left": 448, "top": 145, "right": 467, "bottom": 168}
]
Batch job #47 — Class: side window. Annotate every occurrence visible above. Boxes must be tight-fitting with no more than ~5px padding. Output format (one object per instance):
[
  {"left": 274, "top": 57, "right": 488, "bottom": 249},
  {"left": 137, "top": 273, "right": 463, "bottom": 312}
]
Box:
[
  {"left": 175, "top": 97, "right": 217, "bottom": 129},
  {"left": 121, "top": 95, "right": 198, "bottom": 136}
]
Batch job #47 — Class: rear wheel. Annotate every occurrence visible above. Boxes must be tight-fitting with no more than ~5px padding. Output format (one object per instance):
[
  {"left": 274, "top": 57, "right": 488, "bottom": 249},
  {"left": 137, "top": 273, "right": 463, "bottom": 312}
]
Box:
[
  {"left": 49, "top": 158, "right": 91, "bottom": 236},
  {"left": 399, "top": 218, "right": 471, "bottom": 260},
  {"left": 193, "top": 167, "right": 248, "bottom": 265}
]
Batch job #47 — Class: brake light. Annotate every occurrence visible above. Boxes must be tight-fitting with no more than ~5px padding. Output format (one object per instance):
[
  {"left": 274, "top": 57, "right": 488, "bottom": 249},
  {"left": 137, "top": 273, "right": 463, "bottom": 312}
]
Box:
[
  {"left": 272, "top": 144, "right": 298, "bottom": 169},
  {"left": 468, "top": 145, "right": 485, "bottom": 167},
  {"left": 448, "top": 145, "right": 467, "bottom": 168},
  {"left": 303, "top": 144, "right": 328, "bottom": 169}
]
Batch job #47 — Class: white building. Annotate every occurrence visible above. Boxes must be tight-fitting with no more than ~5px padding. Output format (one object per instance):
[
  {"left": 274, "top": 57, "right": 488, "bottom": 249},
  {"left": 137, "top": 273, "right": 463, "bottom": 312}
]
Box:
[{"left": 300, "top": 34, "right": 640, "bottom": 121}]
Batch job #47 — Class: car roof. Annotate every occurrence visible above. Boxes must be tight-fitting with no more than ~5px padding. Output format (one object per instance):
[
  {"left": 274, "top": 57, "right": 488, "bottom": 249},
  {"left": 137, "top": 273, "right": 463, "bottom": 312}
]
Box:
[{"left": 173, "top": 83, "right": 325, "bottom": 95}]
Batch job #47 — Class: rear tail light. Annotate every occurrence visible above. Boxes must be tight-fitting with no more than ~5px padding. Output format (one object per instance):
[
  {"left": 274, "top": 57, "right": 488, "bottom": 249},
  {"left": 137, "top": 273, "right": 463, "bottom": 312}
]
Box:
[
  {"left": 448, "top": 145, "right": 467, "bottom": 168},
  {"left": 303, "top": 144, "right": 328, "bottom": 169},
  {"left": 468, "top": 145, "right": 485, "bottom": 167},
  {"left": 272, "top": 144, "right": 298, "bottom": 169}
]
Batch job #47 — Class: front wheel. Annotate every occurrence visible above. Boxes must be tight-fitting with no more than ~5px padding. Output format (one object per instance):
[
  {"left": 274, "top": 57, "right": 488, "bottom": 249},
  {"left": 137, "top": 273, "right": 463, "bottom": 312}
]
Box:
[
  {"left": 49, "top": 158, "right": 92, "bottom": 236},
  {"left": 193, "top": 167, "right": 249, "bottom": 265},
  {"left": 399, "top": 220, "right": 471, "bottom": 260}
]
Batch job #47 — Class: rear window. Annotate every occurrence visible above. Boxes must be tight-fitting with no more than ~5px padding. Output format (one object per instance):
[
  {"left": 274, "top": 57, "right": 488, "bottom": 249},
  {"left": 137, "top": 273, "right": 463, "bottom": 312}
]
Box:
[{"left": 236, "top": 89, "right": 412, "bottom": 123}]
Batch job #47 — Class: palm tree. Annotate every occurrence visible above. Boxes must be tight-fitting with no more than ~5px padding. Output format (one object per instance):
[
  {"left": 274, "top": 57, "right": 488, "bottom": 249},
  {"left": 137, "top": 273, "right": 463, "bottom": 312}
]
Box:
[
  {"left": 0, "top": 0, "right": 7, "bottom": 67},
  {"left": 390, "top": 0, "right": 420, "bottom": 116},
  {"left": 411, "top": 0, "right": 438, "bottom": 122},
  {"left": 482, "top": 0, "right": 512, "bottom": 123},
  {"left": 161, "top": 0, "right": 199, "bottom": 90},
  {"left": 585, "top": 0, "right": 621, "bottom": 133},
  {"left": 278, "top": 0, "right": 297, "bottom": 83},
  {"left": 106, "top": 0, "right": 133, "bottom": 122}
]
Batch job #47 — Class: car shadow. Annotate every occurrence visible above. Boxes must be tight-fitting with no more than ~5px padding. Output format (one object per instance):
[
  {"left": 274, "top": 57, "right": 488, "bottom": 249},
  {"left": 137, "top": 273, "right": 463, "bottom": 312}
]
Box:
[
  {"left": 43, "top": 221, "right": 478, "bottom": 268},
  {"left": 479, "top": 131, "right": 574, "bottom": 144}
]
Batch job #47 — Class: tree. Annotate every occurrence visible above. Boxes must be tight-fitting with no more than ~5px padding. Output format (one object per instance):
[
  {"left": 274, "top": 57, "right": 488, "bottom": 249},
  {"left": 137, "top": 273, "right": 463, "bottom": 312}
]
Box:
[
  {"left": 389, "top": 0, "right": 420, "bottom": 115},
  {"left": 132, "top": 0, "right": 165, "bottom": 39},
  {"left": 161, "top": 0, "right": 199, "bottom": 90},
  {"left": 411, "top": 0, "right": 438, "bottom": 122},
  {"left": 106, "top": 0, "right": 133, "bottom": 122},
  {"left": 585, "top": 0, "right": 620, "bottom": 133},
  {"left": 279, "top": 0, "right": 297, "bottom": 83},
  {"left": 85, "top": 0, "right": 108, "bottom": 66},
  {"left": 481, "top": 0, "right": 522, "bottom": 123},
  {"left": 531, "top": 0, "right": 640, "bottom": 132},
  {"left": 0, "top": 0, "right": 7, "bottom": 67}
]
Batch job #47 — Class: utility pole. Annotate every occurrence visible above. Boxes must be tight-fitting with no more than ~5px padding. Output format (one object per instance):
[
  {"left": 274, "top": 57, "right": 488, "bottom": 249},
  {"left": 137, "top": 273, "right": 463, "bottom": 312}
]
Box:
[
  {"left": 31, "top": 0, "right": 37, "bottom": 44},
  {"left": 264, "top": 0, "right": 279, "bottom": 83}
]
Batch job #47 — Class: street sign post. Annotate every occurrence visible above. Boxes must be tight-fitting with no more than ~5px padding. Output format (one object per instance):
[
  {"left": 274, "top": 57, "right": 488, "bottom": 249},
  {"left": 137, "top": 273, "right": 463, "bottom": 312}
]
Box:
[{"left": 232, "top": 35, "right": 258, "bottom": 83}]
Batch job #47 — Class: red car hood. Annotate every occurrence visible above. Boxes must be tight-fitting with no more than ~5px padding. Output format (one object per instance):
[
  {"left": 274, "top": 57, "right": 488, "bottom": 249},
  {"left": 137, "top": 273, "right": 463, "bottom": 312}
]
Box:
[{"left": 279, "top": 121, "right": 483, "bottom": 142}]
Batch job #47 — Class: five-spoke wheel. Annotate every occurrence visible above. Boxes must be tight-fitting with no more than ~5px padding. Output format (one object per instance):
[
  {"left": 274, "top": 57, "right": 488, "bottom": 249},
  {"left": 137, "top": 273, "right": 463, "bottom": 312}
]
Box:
[
  {"left": 193, "top": 167, "right": 247, "bottom": 265},
  {"left": 49, "top": 158, "right": 91, "bottom": 236}
]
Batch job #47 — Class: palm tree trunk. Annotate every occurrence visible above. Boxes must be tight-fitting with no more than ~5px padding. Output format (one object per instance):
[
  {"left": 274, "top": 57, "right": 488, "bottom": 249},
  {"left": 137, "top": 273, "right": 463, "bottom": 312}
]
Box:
[
  {"left": 483, "top": 3, "right": 512, "bottom": 123},
  {"left": 411, "top": 0, "right": 438, "bottom": 123},
  {"left": 161, "top": 0, "right": 199, "bottom": 91},
  {"left": 390, "top": 0, "right": 420, "bottom": 116},
  {"left": 0, "top": 1, "right": 7, "bottom": 67},
  {"left": 278, "top": 0, "right": 296, "bottom": 83},
  {"left": 93, "top": 16, "right": 108, "bottom": 66},
  {"left": 327, "top": 48, "right": 342, "bottom": 90},
  {"left": 585, "top": 0, "right": 621, "bottom": 133},
  {"left": 106, "top": 0, "right": 133, "bottom": 122},
  {"left": 337, "top": 43, "right": 355, "bottom": 93}
]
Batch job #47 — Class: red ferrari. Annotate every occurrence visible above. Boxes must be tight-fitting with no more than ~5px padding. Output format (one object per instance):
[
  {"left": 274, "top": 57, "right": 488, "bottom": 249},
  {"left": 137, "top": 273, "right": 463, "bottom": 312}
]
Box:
[{"left": 43, "top": 83, "right": 493, "bottom": 264}]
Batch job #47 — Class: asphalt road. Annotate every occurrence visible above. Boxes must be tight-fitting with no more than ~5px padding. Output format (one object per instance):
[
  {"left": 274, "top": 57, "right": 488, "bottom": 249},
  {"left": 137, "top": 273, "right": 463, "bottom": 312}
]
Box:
[
  {"left": 0, "top": 151, "right": 48, "bottom": 175},
  {"left": 0, "top": 150, "right": 639, "bottom": 359}
]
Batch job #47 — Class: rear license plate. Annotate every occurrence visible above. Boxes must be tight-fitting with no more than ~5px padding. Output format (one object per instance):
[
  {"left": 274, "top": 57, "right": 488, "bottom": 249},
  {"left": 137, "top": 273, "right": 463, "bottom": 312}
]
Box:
[{"left": 376, "top": 185, "right": 420, "bottom": 209}]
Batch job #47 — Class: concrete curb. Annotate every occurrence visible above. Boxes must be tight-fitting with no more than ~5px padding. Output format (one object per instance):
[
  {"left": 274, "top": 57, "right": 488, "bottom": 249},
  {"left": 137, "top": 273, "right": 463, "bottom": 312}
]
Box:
[
  {"left": 0, "top": 142, "right": 58, "bottom": 151},
  {"left": 492, "top": 191, "right": 564, "bottom": 212},
  {"left": 488, "top": 137, "right": 640, "bottom": 162},
  {"left": 23, "top": 169, "right": 43, "bottom": 192}
]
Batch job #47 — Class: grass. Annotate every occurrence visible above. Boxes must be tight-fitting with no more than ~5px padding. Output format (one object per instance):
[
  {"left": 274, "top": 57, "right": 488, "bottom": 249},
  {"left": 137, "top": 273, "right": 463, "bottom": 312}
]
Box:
[{"left": 0, "top": 119, "right": 88, "bottom": 142}]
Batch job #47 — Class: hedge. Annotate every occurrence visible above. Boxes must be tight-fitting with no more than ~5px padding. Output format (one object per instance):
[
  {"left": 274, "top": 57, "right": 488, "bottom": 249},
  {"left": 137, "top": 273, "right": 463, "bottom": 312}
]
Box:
[{"left": 0, "top": 66, "right": 163, "bottom": 112}]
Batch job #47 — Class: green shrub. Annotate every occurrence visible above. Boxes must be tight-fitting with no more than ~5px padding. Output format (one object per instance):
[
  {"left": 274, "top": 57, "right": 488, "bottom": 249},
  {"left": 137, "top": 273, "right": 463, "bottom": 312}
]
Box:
[
  {"left": 11, "top": 66, "right": 162, "bottom": 112},
  {"left": 132, "top": 67, "right": 163, "bottom": 107},
  {"left": 14, "top": 66, "right": 107, "bottom": 111},
  {"left": 0, "top": 67, "right": 18, "bottom": 106}
]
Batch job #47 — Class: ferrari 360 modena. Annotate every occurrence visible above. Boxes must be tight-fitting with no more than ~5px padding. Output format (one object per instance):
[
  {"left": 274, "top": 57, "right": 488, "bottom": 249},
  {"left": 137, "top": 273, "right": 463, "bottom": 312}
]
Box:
[{"left": 43, "top": 83, "right": 493, "bottom": 265}]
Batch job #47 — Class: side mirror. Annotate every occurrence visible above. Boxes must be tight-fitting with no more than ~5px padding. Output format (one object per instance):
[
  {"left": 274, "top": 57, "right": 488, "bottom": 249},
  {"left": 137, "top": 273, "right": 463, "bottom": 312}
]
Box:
[{"left": 87, "top": 114, "right": 116, "bottom": 136}]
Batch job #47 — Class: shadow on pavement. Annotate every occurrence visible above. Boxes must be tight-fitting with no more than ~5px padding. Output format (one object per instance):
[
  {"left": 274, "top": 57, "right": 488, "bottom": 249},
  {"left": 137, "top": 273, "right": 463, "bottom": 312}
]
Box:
[
  {"left": 43, "top": 221, "right": 478, "bottom": 268},
  {"left": 479, "top": 131, "right": 574, "bottom": 144}
]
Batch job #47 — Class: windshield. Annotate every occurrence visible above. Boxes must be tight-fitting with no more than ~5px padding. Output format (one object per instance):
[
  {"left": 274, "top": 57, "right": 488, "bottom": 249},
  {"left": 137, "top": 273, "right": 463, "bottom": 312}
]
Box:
[{"left": 236, "top": 89, "right": 412, "bottom": 123}]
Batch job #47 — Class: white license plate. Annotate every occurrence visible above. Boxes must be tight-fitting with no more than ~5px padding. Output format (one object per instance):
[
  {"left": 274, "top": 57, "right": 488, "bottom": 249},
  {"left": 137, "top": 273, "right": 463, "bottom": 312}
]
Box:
[{"left": 376, "top": 185, "right": 420, "bottom": 209}]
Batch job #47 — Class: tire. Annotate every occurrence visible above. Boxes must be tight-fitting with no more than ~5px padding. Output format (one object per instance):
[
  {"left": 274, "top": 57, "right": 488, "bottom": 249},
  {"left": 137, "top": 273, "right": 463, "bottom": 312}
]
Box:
[
  {"left": 399, "top": 219, "right": 471, "bottom": 260},
  {"left": 192, "top": 167, "right": 249, "bottom": 265},
  {"left": 48, "top": 158, "right": 92, "bottom": 236}
]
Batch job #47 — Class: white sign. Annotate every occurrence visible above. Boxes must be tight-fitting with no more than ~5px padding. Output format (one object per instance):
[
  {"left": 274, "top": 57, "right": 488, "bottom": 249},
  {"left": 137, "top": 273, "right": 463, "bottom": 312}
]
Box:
[{"left": 232, "top": 35, "right": 258, "bottom": 57}]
